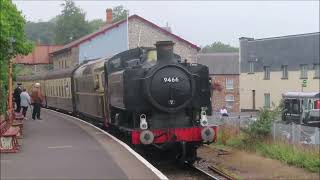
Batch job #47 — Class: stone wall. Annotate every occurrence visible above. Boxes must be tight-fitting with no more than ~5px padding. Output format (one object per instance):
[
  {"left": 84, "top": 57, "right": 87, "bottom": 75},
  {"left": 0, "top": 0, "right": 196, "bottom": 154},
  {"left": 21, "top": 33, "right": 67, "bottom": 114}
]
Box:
[
  {"left": 52, "top": 47, "right": 79, "bottom": 70},
  {"left": 128, "top": 18, "right": 198, "bottom": 63},
  {"left": 211, "top": 74, "right": 240, "bottom": 112}
]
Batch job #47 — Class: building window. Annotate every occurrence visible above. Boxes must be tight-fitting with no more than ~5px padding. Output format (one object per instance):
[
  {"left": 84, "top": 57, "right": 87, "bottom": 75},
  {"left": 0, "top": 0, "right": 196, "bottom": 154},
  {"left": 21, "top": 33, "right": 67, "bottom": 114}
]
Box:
[
  {"left": 263, "top": 66, "right": 270, "bottom": 80},
  {"left": 314, "top": 64, "right": 320, "bottom": 79},
  {"left": 249, "top": 62, "right": 255, "bottom": 73},
  {"left": 300, "top": 64, "right": 308, "bottom": 79},
  {"left": 281, "top": 65, "right": 288, "bottom": 79},
  {"left": 225, "top": 94, "right": 235, "bottom": 109},
  {"left": 264, "top": 93, "right": 270, "bottom": 108},
  {"left": 226, "top": 78, "right": 234, "bottom": 90}
]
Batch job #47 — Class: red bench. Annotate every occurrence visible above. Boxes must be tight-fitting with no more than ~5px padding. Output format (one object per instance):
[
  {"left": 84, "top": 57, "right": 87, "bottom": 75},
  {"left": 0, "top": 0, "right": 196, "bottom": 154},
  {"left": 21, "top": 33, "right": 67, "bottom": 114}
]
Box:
[
  {"left": 0, "top": 112, "right": 20, "bottom": 153},
  {"left": 13, "top": 112, "right": 24, "bottom": 137}
]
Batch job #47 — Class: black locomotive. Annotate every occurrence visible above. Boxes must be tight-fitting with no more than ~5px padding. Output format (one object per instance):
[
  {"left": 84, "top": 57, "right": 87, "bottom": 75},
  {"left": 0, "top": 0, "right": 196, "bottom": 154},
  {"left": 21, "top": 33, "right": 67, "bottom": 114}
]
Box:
[
  {"left": 18, "top": 41, "right": 217, "bottom": 163},
  {"left": 105, "top": 41, "right": 216, "bottom": 162}
]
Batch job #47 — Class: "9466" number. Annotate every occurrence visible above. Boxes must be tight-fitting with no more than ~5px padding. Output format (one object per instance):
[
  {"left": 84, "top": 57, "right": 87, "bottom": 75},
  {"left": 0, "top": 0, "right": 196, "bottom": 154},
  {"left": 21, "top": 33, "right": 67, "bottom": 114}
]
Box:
[{"left": 163, "top": 77, "right": 179, "bottom": 83}]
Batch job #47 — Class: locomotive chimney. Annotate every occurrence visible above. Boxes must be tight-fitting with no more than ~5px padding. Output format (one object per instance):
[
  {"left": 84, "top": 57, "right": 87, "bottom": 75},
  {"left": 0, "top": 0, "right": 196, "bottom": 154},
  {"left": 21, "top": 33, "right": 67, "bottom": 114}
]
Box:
[
  {"left": 106, "top": 9, "right": 113, "bottom": 24},
  {"left": 155, "top": 41, "right": 177, "bottom": 64}
]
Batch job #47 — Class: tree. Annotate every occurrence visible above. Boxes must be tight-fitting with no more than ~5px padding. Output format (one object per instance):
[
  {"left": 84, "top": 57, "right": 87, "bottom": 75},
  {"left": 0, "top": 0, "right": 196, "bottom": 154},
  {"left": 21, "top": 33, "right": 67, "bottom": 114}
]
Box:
[
  {"left": 88, "top": 19, "right": 104, "bottom": 32},
  {"left": 54, "top": 0, "right": 90, "bottom": 44},
  {"left": 112, "top": 5, "right": 129, "bottom": 23},
  {"left": 0, "top": 0, "right": 33, "bottom": 113},
  {"left": 25, "top": 20, "right": 56, "bottom": 44},
  {"left": 201, "top": 42, "right": 239, "bottom": 53}
]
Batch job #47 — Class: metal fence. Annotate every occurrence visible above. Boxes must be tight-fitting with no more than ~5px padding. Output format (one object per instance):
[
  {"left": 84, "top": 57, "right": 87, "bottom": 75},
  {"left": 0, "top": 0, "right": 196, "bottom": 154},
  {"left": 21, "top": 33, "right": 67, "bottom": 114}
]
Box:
[
  {"left": 272, "top": 122, "right": 320, "bottom": 145},
  {"left": 208, "top": 114, "right": 320, "bottom": 145}
]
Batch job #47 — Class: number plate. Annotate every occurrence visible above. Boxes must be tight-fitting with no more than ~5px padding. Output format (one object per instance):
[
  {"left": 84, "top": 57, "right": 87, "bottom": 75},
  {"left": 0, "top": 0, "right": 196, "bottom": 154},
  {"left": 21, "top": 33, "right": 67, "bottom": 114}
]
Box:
[{"left": 163, "top": 77, "right": 179, "bottom": 83}]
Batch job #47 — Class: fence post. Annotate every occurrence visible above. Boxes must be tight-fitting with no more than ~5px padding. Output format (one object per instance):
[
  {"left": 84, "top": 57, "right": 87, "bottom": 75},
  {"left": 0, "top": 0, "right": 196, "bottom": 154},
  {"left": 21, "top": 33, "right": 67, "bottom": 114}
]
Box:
[
  {"left": 297, "top": 124, "right": 301, "bottom": 145},
  {"left": 291, "top": 123, "right": 295, "bottom": 144},
  {"left": 272, "top": 123, "right": 276, "bottom": 141},
  {"left": 315, "top": 127, "right": 320, "bottom": 145}
]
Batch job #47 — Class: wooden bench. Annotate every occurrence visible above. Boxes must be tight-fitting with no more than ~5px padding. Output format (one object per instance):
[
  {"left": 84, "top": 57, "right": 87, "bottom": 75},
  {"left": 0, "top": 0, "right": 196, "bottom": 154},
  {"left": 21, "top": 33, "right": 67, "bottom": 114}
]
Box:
[
  {"left": 14, "top": 112, "right": 24, "bottom": 120},
  {"left": 13, "top": 112, "right": 24, "bottom": 137},
  {"left": 0, "top": 112, "right": 20, "bottom": 153}
]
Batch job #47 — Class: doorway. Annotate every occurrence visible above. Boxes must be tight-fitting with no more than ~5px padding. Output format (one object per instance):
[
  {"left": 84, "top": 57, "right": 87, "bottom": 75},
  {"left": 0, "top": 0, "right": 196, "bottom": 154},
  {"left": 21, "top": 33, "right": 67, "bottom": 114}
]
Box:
[{"left": 252, "top": 90, "right": 256, "bottom": 110}]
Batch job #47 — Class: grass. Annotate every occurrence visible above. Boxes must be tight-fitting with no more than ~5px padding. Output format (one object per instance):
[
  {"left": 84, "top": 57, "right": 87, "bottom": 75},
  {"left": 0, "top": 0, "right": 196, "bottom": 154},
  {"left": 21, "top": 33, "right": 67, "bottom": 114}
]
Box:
[
  {"left": 256, "top": 142, "right": 320, "bottom": 172},
  {"left": 212, "top": 128, "right": 320, "bottom": 172}
]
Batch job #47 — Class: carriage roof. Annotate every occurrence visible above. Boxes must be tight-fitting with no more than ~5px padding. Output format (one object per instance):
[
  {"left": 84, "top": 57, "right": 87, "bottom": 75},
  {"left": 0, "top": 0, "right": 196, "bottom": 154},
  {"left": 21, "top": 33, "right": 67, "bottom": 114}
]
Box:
[{"left": 17, "top": 68, "right": 75, "bottom": 82}]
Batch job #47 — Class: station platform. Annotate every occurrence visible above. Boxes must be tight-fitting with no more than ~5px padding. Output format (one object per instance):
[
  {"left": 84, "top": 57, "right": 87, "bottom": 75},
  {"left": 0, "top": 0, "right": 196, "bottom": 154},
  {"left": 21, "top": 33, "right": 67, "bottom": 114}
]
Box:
[{"left": 1, "top": 109, "right": 167, "bottom": 180}]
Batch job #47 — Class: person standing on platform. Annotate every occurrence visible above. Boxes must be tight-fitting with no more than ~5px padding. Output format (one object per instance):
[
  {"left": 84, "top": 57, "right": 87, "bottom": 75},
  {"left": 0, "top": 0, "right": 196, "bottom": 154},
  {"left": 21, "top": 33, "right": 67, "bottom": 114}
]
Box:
[
  {"left": 20, "top": 88, "right": 31, "bottom": 118},
  {"left": 31, "top": 83, "right": 44, "bottom": 120},
  {"left": 220, "top": 106, "right": 229, "bottom": 117},
  {"left": 13, "top": 83, "right": 22, "bottom": 112}
]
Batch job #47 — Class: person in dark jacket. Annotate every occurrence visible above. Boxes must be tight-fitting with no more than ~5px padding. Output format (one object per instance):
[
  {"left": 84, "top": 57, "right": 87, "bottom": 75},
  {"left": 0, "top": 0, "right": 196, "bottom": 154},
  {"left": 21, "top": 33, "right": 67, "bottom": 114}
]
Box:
[
  {"left": 13, "top": 83, "right": 22, "bottom": 112},
  {"left": 31, "top": 83, "right": 44, "bottom": 120}
]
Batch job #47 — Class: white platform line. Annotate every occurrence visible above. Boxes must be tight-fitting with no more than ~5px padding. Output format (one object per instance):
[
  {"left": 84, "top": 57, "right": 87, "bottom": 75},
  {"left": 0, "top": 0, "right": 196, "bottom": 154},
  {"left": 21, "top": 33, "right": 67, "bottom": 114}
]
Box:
[{"left": 45, "top": 109, "right": 168, "bottom": 180}]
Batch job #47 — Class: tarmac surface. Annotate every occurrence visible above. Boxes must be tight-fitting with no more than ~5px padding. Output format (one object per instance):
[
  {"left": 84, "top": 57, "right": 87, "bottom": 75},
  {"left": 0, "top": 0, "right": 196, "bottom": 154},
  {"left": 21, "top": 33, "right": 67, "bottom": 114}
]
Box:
[{"left": 1, "top": 109, "right": 165, "bottom": 180}]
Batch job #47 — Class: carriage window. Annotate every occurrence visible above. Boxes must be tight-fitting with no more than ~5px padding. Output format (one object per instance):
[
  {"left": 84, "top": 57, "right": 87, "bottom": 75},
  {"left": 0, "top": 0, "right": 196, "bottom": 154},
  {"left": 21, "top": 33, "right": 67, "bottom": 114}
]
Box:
[
  {"left": 66, "top": 80, "right": 70, "bottom": 98},
  {"left": 110, "top": 58, "right": 121, "bottom": 68},
  {"left": 94, "top": 74, "right": 100, "bottom": 90},
  {"left": 101, "top": 72, "right": 105, "bottom": 88},
  {"left": 57, "top": 81, "right": 60, "bottom": 97}
]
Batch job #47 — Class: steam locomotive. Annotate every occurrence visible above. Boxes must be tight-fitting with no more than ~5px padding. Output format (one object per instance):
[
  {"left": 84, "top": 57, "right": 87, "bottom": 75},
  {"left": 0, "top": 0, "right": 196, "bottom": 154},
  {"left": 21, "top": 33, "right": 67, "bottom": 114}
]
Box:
[{"left": 18, "top": 41, "right": 217, "bottom": 163}]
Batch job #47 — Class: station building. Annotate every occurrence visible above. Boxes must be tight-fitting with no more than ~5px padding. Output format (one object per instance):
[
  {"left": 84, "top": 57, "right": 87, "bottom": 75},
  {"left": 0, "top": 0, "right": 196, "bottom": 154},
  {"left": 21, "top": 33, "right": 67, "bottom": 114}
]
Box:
[
  {"left": 239, "top": 32, "right": 320, "bottom": 111},
  {"left": 198, "top": 53, "right": 240, "bottom": 112},
  {"left": 51, "top": 9, "right": 200, "bottom": 70}
]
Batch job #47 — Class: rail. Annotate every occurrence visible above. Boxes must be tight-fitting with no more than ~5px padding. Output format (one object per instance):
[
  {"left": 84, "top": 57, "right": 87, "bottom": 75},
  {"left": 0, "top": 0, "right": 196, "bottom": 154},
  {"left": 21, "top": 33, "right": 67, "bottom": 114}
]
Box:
[{"left": 192, "top": 159, "right": 237, "bottom": 180}]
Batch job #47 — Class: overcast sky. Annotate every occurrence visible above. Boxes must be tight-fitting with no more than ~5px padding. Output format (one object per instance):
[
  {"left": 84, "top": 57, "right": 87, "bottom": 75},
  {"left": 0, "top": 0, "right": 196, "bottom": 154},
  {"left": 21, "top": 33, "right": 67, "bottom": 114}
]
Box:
[{"left": 13, "top": 1, "right": 319, "bottom": 47}]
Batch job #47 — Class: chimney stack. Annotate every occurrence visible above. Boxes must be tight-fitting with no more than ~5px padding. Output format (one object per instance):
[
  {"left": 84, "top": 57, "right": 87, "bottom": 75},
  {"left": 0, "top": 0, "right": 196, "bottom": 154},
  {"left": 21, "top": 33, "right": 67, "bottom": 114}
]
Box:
[
  {"left": 106, "top": 9, "right": 113, "bottom": 24},
  {"left": 155, "top": 41, "right": 177, "bottom": 64}
]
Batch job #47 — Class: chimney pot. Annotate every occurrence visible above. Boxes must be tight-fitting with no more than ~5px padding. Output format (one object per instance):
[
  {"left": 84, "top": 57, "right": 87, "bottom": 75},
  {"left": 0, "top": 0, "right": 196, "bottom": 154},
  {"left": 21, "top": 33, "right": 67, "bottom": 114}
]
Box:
[{"left": 106, "top": 9, "right": 113, "bottom": 24}]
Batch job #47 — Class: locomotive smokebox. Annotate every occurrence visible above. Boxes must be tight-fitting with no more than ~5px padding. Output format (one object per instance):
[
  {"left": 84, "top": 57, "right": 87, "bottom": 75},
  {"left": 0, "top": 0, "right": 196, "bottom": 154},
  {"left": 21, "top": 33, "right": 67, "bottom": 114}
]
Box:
[{"left": 155, "top": 41, "right": 177, "bottom": 64}]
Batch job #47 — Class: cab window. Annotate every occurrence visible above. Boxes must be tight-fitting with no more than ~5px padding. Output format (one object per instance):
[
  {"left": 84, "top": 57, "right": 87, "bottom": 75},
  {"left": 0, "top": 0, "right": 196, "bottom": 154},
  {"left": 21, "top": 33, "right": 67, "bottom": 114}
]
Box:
[{"left": 147, "top": 50, "right": 157, "bottom": 63}]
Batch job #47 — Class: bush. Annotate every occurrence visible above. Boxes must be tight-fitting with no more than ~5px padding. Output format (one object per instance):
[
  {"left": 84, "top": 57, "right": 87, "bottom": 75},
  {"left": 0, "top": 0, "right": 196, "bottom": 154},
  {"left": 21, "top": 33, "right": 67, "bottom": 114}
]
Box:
[{"left": 244, "top": 105, "right": 282, "bottom": 140}]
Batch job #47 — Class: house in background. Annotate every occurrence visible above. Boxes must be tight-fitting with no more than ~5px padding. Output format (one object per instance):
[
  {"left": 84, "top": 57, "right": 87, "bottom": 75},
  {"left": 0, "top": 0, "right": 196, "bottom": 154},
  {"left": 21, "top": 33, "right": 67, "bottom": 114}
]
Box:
[
  {"left": 13, "top": 43, "right": 62, "bottom": 75},
  {"left": 239, "top": 32, "right": 320, "bottom": 111},
  {"left": 51, "top": 9, "right": 200, "bottom": 70},
  {"left": 198, "top": 53, "right": 240, "bottom": 112}
]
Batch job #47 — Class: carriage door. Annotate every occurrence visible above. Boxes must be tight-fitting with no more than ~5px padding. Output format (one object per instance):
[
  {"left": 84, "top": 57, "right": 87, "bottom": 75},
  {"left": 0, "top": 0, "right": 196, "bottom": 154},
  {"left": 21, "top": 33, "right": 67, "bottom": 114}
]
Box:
[{"left": 100, "top": 71, "right": 106, "bottom": 118}]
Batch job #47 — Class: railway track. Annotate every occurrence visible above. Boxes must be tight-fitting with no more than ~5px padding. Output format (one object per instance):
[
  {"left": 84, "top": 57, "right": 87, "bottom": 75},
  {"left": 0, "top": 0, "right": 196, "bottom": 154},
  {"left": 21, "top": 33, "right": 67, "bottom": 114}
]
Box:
[{"left": 193, "top": 159, "right": 236, "bottom": 180}]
